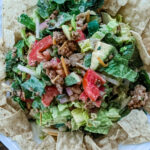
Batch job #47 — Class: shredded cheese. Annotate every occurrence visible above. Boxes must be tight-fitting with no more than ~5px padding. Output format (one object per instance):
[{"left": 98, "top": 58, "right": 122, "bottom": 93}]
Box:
[
  {"left": 53, "top": 38, "right": 56, "bottom": 45},
  {"left": 59, "top": 41, "right": 67, "bottom": 51},
  {"left": 97, "top": 57, "right": 108, "bottom": 67},
  {"left": 47, "top": 132, "right": 58, "bottom": 137},
  {"left": 40, "top": 112, "right": 42, "bottom": 126},
  {"left": 61, "top": 56, "right": 69, "bottom": 76},
  {"left": 51, "top": 75, "right": 60, "bottom": 84}
]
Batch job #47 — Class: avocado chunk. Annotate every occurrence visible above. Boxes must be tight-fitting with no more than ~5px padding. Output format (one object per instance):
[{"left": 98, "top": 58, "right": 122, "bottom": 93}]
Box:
[
  {"left": 65, "top": 72, "right": 81, "bottom": 86},
  {"left": 90, "top": 42, "right": 116, "bottom": 70},
  {"left": 62, "top": 25, "right": 71, "bottom": 40}
]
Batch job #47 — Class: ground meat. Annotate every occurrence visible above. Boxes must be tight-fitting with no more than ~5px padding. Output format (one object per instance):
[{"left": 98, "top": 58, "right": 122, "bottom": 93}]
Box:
[
  {"left": 53, "top": 31, "right": 67, "bottom": 45},
  {"left": 58, "top": 41, "right": 78, "bottom": 57},
  {"left": 71, "top": 31, "right": 80, "bottom": 41},
  {"left": 66, "top": 85, "right": 82, "bottom": 101},
  {"left": 69, "top": 53, "right": 85, "bottom": 66},
  {"left": 76, "top": 13, "right": 88, "bottom": 31},
  {"left": 128, "top": 85, "right": 149, "bottom": 109},
  {"left": 44, "top": 58, "right": 70, "bottom": 94},
  {"left": 50, "top": 10, "right": 59, "bottom": 20}
]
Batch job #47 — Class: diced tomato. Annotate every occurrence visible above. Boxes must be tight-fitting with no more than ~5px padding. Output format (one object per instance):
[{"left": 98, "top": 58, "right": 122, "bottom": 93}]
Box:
[
  {"left": 76, "top": 30, "right": 86, "bottom": 42},
  {"left": 28, "top": 35, "right": 53, "bottom": 66},
  {"left": 79, "top": 91, "right": 88, "bottom": 102},
  {"left": 94, "top": 100, "right": 102, "bottom": 108},
  {"left": 43, "top": 49, "right": 51, "bottom": 60},
  {"left": 83, "top": 69, "right": 106, "bottom": 101},
  {"left": 42, "top": 86, "right": 59, "bottom": 107}
]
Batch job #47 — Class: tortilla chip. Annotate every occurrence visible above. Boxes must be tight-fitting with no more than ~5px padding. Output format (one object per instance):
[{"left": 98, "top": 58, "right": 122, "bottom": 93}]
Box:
[
  {"left": 142, "top": 20, "right": 150, "bottom": 55},
  {"left": 3, "top": 0, "right": 37, "bottom": 42},
  {"left": 0, "top": 109, "right": 31, "bottom": 137},
  {"left": 131, "top": 31, "right": 150, "bottom": 65},
  {"left": 0, "top": 107, "right": 12, "bottom": 118},
  {"left": 118, "top": 109, "right": 150, "bottom": 144},
  {"left": 84, "top": 135, "right": 101, "bottom": 150},
  {"left": 0, "top": 52, "right": 6, "bottom": 80},
  {"left": 103, "top": 0, "right": 128, "bottom": 16},
  {"left": 12, "top": 132, "right": 35, "bottom": 150},
  {"left": 36, "top": 135, "right": 56, "bottom": 150},
  {"left": 56, "top": 132, "right": 86, "bottom": 150},
  {"left": 119, "top": 0, "right": 150, "bottom": 34},
  {"left": 95, "top": 123, "right": 126, "bottom": 150},
  {"left": 3, "top": 29, "right": 15, "bottom": 50}
]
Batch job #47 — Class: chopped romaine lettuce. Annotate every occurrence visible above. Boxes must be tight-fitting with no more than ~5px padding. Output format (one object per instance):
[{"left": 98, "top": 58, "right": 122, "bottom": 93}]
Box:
[
  {"left": 88, "top": 20, "right": 99, "bottom": 36},
  {"left": 101, "top": 54, "right": 138, "bottom": 82},
  {"left": 106, "top": 108, "right": 120, "bottom": 121},
  {"left": 78, "top": 39, "right": 93, "bottom": 53},
  {"left": 18, "top": 14, "right": 35, "bottom": 31},
  {"left": 65, "top": 72, "right": 81, "bottom": 86},
  {"left": 13, "top": 96, "right": 26, "bottom": 110},
  {"left": 71, "top": 14, "right": 77, "bottom": 30},
  {"left": 83, "top": 53, "right": 92, "bottom": 68},
  {"left": 71, "top": 108, "right": 89, "bottom": 128},
  {"left": 21, "top": 76, "right": 45, "bottom": 96}
]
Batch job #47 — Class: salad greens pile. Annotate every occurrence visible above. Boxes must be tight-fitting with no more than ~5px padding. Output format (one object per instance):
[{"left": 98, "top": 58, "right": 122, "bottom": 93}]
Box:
[{"left": 5, "top": 0, "right": 150, "bottom": 135}]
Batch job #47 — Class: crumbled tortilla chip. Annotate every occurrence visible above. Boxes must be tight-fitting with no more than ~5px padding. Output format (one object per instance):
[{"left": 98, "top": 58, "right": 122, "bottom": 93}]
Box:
[
  {"left": 0, "top": 109, "right": 31, "bottom": 137},
  {"left": 0, "top": 107, "right": 12, "bottom": 118},
  {"left": 119, "top": 0, "right": 150, "bottom": 34},
  {"left": 131, "top": 31, "right": 150, "bottom": 65},
  {"left": 85, "top": 135, "right": 101, "bottom": 150},
  {"left": 142, "top": 20, "right": 150, "bottom": 55},
  {"left": 3, "top": 0, "right": 37, "bottom": 41},
  {"left": 95, "top": 123, "right": 128, "bottom": 150},
  {"left": 12, "top": 132, "right": 35, "bottom": 150},
  {"left": 56, "top": 132, "right": 86, "bottom": 150},
  {"left": 3, "top": 29, "right": 15, "bottom": 50},
  {"left": 0, "top": 52, "right": 6, "bottom": 80},
  {"left": 118, "top": 109, "right": 150, "bottom": 144},
  {"left": 103, "top": 0, "right": 128, "bottom": 16},
  {"left": 36, "top": 135, "right": 56, "bottom": 150}
]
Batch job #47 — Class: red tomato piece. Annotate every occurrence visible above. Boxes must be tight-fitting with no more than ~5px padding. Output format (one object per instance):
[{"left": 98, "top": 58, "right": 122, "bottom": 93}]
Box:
[
  {"left": 79, "top": 91, "right": 88, "bottom": 102},
  {"left": 28, "top": 35, "right": 52, "bottom": 66},
  {"left": 76, "top": 30, "right": 86, "bottom": 42},
  {"left": 83, "top": 69, "right": 106, "bottom": 101},
  {"left": 94, "top": 100, "right": 102, "bottom": 108},
  {"left": 42, "top": 86, "right": 59, "bottom": 107}
]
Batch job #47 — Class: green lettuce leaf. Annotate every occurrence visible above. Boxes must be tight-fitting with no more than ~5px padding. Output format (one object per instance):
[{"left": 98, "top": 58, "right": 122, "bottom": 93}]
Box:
[
  {"left": 132, "top": 70, "right": 150, "bottom": 91},
  {"left": 18, "top": 14, "right": 35, "bottom": 31},
  {"left": 85, "top": 108, "right": 120, "bottom": 134},
  {"left": 13, "top": 96, "right": 26, "bottom": 110},
  {"left": 106, "top": 108, "right": 120, "bottom": 121},
  {"left": 88, "top": 20, "right": 99, "bottom": 36},
  {"left": 101, "top": 55, "right": 138, "bottom": 82},
  {"left": 21, "top": 76, "right": 45, "bottom": 96},
  {"left": 37, "top": 0, "right": 57, "bottom": 19},
  {"left": 71, "top": 108, "right": 89, "bottom": 128},
  {"left": 16, "top": 40, "right": 25, "bottom": 59},
  {"left": 83, "top": 53, "right": 92, "bottom": 68},
  {"left": 35, "top": 104, "right": 71, "bottom": 126},
  {"left": 120, "top": 44, "right": 135, "bottom": 60}
]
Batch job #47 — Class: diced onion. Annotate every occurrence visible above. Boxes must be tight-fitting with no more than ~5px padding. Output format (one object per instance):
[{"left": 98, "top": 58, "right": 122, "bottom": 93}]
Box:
[
  {"left": 36, "top": 18, "right": 40, "bottom": 39},
  {"left": 99, "top": 73, "right": 120, "bottom": 86},
  {"left": 17, "top": 64, "right": 38, "bottom": 77}
]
